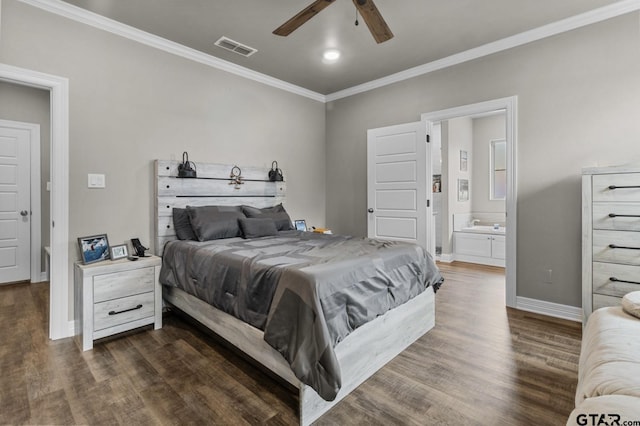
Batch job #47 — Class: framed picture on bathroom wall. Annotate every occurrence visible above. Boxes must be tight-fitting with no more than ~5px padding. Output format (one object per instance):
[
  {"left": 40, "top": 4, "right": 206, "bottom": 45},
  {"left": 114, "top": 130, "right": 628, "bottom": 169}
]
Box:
[
  {"left": 460, "top": 150, "right": 468, "bottom": 172},
  {"left": 458, "top": 179, "right": 469, "bottom": 202}
]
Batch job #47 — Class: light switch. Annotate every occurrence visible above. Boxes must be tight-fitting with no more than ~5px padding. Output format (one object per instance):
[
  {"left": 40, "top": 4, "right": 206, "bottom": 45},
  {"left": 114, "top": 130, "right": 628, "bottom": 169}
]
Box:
[
  {"left": 46, "top": 181, "right": 51, "bottom": 191},
  {"left": 88, "top": 173, "right": 106, "bottom": 188}
]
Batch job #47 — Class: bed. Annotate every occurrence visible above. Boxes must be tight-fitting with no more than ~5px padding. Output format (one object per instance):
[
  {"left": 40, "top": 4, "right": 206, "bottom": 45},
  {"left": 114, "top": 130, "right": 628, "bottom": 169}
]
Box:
[{"left": 154, "top": 160, "right": 443, "bottom": 425}]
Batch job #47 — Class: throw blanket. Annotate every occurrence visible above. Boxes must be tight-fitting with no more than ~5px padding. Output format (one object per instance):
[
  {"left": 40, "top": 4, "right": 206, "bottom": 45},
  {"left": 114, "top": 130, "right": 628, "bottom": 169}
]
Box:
[{"left": 160, "top": 231, "right": 443, "bottom": 400}]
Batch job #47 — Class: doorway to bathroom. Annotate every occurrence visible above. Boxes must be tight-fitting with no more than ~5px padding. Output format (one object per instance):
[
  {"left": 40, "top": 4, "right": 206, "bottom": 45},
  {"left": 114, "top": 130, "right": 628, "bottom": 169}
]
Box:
[
  {"left": 431, "top": 112, "right": 506, "bottom": 265},
  {"left": 423, "top": 97, "right": 517, "bottom": 308}
]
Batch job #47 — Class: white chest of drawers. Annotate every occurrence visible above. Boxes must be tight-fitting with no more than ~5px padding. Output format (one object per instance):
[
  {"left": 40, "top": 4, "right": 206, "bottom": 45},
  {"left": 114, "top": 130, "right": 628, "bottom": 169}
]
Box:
[
  {"left": 582, "top": 165, "right": 640, "bottom": 322},
  {"left": 74, "top": 255, "right": 162, "bottom": 351}
]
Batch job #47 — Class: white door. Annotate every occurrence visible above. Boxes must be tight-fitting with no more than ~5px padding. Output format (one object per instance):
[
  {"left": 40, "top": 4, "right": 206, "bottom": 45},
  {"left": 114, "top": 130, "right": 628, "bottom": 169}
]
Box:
[
  {"left": 0, "top": 123, "right": 31, "bottom": 283},
  {"left": 367, "top": 121, "right": 429, "bottom": 249}
]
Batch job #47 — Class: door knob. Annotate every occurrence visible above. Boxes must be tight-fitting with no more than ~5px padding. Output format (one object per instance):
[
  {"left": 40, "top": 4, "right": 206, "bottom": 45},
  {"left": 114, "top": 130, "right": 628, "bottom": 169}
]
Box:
[
  {"left": 368, "top": 208, "right": 374, "bottom": 213},
  {"left": 20, "top": 210, "right": 28, "bottom": 217}
]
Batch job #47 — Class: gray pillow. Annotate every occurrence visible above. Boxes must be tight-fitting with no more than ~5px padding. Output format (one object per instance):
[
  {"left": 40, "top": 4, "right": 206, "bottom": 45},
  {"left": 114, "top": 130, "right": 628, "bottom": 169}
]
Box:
[
  {"left": 187, "top": 205, "right": 245, "bottom": 241},
  {"left": 239, "top": 218, "right": 278, "bottom": 239},
  {"left": 172, "top": 208, "right": 196, "bottom": 240},
  {"left": 242, "top": 204, "right": 293, "bottom": 231}
]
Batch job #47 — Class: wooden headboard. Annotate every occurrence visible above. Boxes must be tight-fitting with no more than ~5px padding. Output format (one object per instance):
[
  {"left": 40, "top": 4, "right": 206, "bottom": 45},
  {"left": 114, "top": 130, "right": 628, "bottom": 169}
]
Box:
[{"left": 154, "top": 160, "right": 286, "bottom": 255}]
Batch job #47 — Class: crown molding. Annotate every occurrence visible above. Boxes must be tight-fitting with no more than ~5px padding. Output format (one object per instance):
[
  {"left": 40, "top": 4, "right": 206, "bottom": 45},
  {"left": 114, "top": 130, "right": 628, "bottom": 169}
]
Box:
[
  {"left": 17, "top": 0, "right": 640, "bottom": 104},
  {"left": 326, "top": 0, "right": 640, "bottom": 102},
  {"left": 17, "top": 0, "right": 327, "bottom": 103}
]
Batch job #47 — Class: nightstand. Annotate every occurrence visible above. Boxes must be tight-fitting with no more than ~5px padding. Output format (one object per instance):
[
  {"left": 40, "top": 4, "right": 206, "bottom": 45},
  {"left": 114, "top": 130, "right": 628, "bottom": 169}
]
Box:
[{"left": 74, "top": 255, "right": 162, "bottom": 351}]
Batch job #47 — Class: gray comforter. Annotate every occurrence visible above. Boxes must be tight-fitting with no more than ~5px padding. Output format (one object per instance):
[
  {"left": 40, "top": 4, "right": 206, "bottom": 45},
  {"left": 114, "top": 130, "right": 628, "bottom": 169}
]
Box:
[{"left": 159, "top": 231, "right": 443, "bottom": 401}]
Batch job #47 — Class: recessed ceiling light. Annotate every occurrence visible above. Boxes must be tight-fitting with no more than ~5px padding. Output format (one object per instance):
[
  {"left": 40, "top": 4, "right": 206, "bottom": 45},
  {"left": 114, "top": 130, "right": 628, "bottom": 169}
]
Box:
[{"left": 323, "top": 49, "right": 340, "bottom": 62}]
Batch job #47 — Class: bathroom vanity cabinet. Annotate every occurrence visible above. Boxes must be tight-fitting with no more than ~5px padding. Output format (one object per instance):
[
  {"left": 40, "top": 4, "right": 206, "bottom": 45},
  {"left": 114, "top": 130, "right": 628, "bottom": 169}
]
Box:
[{"left": 453, "top": 231, "right": 505, "bottom": 267}]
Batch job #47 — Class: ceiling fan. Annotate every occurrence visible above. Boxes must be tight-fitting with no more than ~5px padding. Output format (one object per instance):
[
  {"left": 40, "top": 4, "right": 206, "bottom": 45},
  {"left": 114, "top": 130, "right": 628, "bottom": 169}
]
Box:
[{"left": 273, "top": 0, "right": 393, "bottom": 44}]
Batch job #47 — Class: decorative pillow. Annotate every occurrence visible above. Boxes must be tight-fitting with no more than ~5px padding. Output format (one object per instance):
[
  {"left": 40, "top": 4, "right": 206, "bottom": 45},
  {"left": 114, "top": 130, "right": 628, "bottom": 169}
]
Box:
[
  {"left": 186, "top": 205, "right": 245, "bottom": 241},
  {"left": 172, "top": 208, "right": 197, "bottom": 240},
  {"left": 239, "top": 218, "right": 278, "bottom": 239},
  {"left": 242, "top": 204, "right": 293, "bottom": 231},
  {"left": 622, "top": 291, "right": 640, "bottom": 319}
]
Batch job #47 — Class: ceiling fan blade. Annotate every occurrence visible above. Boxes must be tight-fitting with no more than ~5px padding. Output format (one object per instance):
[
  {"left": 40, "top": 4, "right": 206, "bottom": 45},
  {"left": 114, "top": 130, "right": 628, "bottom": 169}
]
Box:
[
  {"left": 352, "top": 0, "right": 393, "bottom": 43},
  {"left": 273, "top": 0, "right": 337, "bottom": 37}
]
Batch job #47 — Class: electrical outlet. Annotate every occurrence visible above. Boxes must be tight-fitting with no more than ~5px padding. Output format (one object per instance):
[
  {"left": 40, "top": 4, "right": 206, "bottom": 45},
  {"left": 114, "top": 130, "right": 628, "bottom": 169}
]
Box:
[{"left": 543, "top": 268, "right": 553, "bottom": 284}]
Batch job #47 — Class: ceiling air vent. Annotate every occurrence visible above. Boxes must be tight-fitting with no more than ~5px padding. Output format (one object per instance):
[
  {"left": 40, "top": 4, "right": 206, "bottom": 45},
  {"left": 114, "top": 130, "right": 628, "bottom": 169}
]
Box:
[{"left": 214, "top": 37, "right": 257, "bottom": 58}]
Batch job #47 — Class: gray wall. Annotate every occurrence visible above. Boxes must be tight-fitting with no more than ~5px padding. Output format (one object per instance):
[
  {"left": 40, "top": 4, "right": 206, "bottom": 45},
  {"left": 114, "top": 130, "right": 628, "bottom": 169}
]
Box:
[
  {"left": 1, "top": 0, "right": 326, "bottom": 319},
  {"left": 0, "top": 81, "right": 51, "bottom": 272},
  {"left": 326, "top": 13, "right": 640, "bottom": 307}
]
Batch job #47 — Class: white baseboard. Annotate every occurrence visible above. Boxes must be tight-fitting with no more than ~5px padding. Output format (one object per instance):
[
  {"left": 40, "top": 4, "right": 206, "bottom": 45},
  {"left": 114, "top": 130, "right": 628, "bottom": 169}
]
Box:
[
  {"left": 436, "top": 253, "right": 454, "bottom": 263},
  {"left": 68, "top": 320, "right": 77, "bottom": 337},
  {"left": 452, "top": 254, "right": 505, "bottom": 268},
  {"left": 516, "top": 296, "right": 582, "bottom": 323}
]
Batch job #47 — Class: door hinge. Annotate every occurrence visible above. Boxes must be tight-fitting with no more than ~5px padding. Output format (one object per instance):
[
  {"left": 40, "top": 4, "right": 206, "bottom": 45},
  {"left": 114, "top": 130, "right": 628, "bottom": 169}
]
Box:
[
  {"left": 426, "top": 134, "right": 430, "bottom": 143},
  {"left": 427, "top": 199, "right": 430, "bottom": 207}
]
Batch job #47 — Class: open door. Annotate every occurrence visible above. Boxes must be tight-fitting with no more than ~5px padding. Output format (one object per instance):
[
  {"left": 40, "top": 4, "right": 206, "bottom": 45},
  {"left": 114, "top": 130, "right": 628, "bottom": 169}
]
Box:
[
  {"left": 0, "top": 121, "right": 32, "bottom": 283},
  {"left": 367, "top": 121, "right": 430, "bottom": 249}
]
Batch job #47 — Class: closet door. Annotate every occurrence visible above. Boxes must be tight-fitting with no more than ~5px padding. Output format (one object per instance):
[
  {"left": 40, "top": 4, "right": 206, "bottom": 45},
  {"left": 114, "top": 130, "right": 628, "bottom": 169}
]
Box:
[{"left": 367, "top": 121, "right": 429, "bottom": 249}]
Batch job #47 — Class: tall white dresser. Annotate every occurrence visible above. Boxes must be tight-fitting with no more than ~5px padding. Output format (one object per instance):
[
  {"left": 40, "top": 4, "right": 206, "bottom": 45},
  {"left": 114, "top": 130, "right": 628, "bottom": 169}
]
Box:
[{"left": 582, "top": 165, "right": 640, "bottom": 323}]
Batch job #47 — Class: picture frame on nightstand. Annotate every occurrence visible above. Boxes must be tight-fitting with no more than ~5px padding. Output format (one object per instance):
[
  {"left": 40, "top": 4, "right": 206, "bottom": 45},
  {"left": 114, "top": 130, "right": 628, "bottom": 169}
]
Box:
[
  {"left": 109, "top": 244, "right": 128, "bottom": 260},
  {"left": 78, "top": 234, "right": 110, "bottom": 264}
]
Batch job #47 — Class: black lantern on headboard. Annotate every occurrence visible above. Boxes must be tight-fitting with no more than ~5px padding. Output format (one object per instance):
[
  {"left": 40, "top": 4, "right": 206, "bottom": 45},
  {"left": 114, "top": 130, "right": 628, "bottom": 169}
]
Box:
[
  {"left": 177, "top": 152, "right": 197, "bottom": 178},
  {"left": 268, "top": 161, "right": 284, "bottom": 182}
]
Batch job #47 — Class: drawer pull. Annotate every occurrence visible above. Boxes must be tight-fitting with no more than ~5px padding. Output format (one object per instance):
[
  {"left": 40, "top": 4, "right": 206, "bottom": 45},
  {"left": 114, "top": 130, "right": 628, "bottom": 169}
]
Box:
[
  {"left": 608, "top": 213, "right": 640, "bottom": 218},
  {"left": 608, "top": 185, "right": 640, "bottom": 190},
  {"left": 608, "top": 244, "right": 640, "bottom": 250},
  {"left": 610, "top": 276, "right": 640, "bottom": 285},
  {"left": 108, "top": 304, "right": 143, "bottom": 316}
]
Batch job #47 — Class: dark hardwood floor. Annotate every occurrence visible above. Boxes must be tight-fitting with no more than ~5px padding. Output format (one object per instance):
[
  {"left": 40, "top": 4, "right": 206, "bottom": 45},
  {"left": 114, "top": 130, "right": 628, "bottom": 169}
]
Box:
[{"left": 0, "top": 262, "right": 582, "bottom": 425}]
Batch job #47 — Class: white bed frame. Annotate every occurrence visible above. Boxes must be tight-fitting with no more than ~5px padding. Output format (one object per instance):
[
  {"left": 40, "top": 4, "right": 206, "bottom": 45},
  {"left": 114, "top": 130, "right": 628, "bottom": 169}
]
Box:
[{"left": 154, "top": 160, "right": 435, "bottom": 425}]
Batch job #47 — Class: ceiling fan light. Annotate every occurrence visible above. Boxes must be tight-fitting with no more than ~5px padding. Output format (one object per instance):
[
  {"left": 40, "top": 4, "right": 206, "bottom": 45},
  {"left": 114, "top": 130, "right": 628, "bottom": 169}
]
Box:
[{"left": 323, "top": 49, "right": 341, "bottom": 62}]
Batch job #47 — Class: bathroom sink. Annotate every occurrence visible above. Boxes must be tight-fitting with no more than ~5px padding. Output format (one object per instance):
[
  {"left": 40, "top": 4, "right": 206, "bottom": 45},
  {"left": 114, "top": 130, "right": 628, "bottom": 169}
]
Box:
[{"left": 460, "top": 225, "right": 505, "bottom": 234}]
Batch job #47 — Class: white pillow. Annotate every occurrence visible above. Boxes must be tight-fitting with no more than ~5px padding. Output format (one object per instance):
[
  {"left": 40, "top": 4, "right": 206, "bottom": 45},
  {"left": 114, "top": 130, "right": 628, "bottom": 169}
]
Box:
[{"left": 622, "top": 291, "right": 640, "bottom": 319}]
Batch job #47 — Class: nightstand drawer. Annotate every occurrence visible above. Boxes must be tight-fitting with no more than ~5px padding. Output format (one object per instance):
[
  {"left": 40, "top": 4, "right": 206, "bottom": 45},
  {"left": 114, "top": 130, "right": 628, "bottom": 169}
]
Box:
[
  {"left": 593, "top": 229, "right": 640, "bottom": 266},
  {"left": 94, "top": 291, "right": 155, "bottom": 331},
  {"left": 592, "top": 203, "right": 640, "bottom": 232},
  {"left": 593, "top": 262, "right": 640, "bottom": 297},
  {"left": 94, "top": 267, "right": 154, "bottom": 303},
  {"left": 593, "top": 174, "right": 640, "bottom": 202}
]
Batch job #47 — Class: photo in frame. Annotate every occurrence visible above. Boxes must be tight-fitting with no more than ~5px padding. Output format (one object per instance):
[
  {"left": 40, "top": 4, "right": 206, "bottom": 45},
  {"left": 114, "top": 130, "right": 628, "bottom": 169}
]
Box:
[
  {"left": 460, "top": 150, "right": 468, "bottom": 172},
  {"left": 109, "top": 244, "right": 128, "bottom": 260},
  {"left": 294, "top": 219, "right": 307, "bottom": 231},
  {"left": 458, "top": 179, "right": 469, "bottom": 202},
  {"left": 78, "top": 234, "right": 110, "bottom": 264}
]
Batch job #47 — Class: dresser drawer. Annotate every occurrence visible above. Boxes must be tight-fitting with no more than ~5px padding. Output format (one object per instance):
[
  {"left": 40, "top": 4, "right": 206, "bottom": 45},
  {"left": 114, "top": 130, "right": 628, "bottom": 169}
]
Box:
[
  {"left": 593, "top": 173, "right": 640, "bottom": 202},
  {"left": 93, "top": 267, "right": 154, "bottom": 303},
  {"left": 593, "top": 293, "right": 621, "bottom": 311},
  {"left": 593, "top": 261, "right": 640, "bottom": 297},
  {"left": 94, "top": 291, "right": 155, "bottom": 331},
  {"left": 592, "top": 203, "right": 640, "bottom": 231},
  {"left": 593, "top": 229, "right": 640, "bottom": 266}
]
